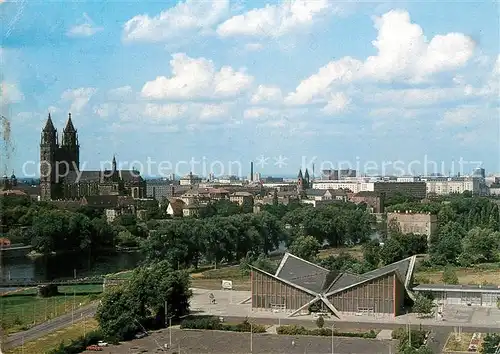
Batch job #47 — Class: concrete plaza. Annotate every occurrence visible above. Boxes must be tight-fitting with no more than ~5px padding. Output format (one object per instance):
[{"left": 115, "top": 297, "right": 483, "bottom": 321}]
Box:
[{"left": 190, "top": 288, "right": 500, "bottom": 329}]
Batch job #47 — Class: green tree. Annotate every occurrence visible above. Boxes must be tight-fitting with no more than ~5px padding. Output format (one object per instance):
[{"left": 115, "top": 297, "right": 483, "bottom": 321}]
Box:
[
  {"left": 96, "top": 287, "right": 142, "bottom": 340},
  {"left": 459, "top": 227, "right": 500, "bottom": 265},
  {"left": 96, "top": 261, "right": 192, "bottom": 340},
  {"left": 380, "top": 237, "right": 405, "bottom": 265},
  {"left": 412, "top": 294, "right": 434, "bottom": 318},
  {"left": 429, "top": 221, "right": 464, "bottom": 265},
  {"left": 442, "top": 266, "right": 459, "bottom": 285},
  {"left": 240, "top": 253, "right": 275, "bottom": 275},
  {"left": 363, "top": 239, "right": 381, "bottom": 268},
  {"left": 481, "top": 333, "right": 500, "bottom": 354},
  {"left": 288, "top": 235, "right": 321, "bottom": 261}
]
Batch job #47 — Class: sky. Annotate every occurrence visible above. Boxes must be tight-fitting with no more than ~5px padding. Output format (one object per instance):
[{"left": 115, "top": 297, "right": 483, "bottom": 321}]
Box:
[{"left": 0, "top": 0, "right": 499, "bottom": 178}]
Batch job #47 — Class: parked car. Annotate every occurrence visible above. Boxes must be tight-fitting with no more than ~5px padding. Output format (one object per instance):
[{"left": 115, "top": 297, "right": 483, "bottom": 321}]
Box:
[
  {"left": 135, "top": 332, "right": 148, "bottom": 339},
  {"left": 97, "top": 341, "right": 108, "bottom": 347}
]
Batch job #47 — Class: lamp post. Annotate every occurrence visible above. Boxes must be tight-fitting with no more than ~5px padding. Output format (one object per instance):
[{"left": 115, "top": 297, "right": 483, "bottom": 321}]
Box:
[
  {"left": 250, "top": 322, "right": 253, "bottom": 353},
  {"left": 169, "top": 317, "right": 172, "bottom": 348},
  {"left": 331, "top": 323, "right": 335, "bottom": 354}
]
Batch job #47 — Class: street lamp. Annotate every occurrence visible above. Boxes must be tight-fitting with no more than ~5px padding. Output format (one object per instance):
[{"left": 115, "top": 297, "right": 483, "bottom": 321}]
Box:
[
  {"left": 250, "top": 321, "right": 253, "bottom": 353},
  {"left": 331, "top": 323, "right": 335, "bottom": 354}
]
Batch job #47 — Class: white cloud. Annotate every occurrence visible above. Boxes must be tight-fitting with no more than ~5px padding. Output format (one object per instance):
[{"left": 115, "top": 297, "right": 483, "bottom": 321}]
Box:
[
  {"left": 199, "top": 104, "right": 230, "bottom": 121},
  {"left": 0, "top": 82, "right": 24, "bottom": 103},
  {"left": 143, "top": 103, "right": 189, "bottom": 122},
  {"left": 250, "top": 85, "right": 283, "bottom": 104},
  {"left": 217, "top": 0, "right": 335, "bottom": 38},
  {"left": 94, "top": 103, "right": 115, "bottom": 118},
  {"left": 439, "top": 106, "right": 481, "bottom": 126},
  {"left": 244, "top": 43, "right": 264, "bottom": 52},
  {"left": 286, "top": 10, "right": 476, "bottom": 105},
  {"left": 67, "top": 13, "right": 103, "bottom": 37},
  {"left": 61, "top": 87, "right": 97, "bottom": 113},
  {"left": 107, "top": 86, "right": 134, "bottom": 100},
  {"left": 364, "top": 87, "right": 467, "bottom": 107},
  {"left": 244, "top": 107, "right": 277, "bottom": 119},
  {"left": 141, "top": 53, "right": 254, "bottom": 100},
  {"left": 123, "top": 0, "right": 230, "bottom": 42},
  {"left": 369, "top": 107, "right": 421, "bottom": 120},
  {"left": 322, "top": 92, "right": 351, "bottom": 114}
]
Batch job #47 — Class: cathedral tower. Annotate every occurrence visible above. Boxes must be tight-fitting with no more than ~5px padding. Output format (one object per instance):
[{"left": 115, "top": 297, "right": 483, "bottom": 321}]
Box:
[
  {"left": 40, "top": 114, "right": 58, "bottom": 201},
  {"left": 61, "top": 113, "right": 79, "bottom": 172},
  {"left": 304, "top": 169, "right": 310, "bottom": 189}
]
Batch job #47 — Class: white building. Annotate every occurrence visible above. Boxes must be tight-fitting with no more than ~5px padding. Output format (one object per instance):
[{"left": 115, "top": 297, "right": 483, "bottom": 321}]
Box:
[
  {"left": 397, "top": 176, "right": 421, "bottom": 183},
  {"left": 424, "top": 177, "right": 482, "bottom": 195}
]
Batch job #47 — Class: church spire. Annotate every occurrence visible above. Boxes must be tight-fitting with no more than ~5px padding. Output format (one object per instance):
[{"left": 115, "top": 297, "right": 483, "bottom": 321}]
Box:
[
  {"left": 112, "top": 155, "right": 117, "bottom": 173},
  {"left": 43, "top": 113, "right": 56, "bottom": 132},
  {"left": 64, "top": 113, "right": 76, "bottom": 132}
]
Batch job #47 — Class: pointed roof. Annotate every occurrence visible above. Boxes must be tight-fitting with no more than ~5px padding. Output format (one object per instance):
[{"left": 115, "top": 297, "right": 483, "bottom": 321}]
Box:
[
  {"left": 298, "top": 169, "right": 303, "bottom": 179},
  {"left": 255, "top": 252, "right": 416, "bottom": 297},
  {"left": 64, "top": 113, "right": 76, "bottom": 132},
  {"left": 304, "top": 169, "right": 310, "bottom": 178},
  {"left": 43, "top": 114, "right": 56, "bottom": 132}
]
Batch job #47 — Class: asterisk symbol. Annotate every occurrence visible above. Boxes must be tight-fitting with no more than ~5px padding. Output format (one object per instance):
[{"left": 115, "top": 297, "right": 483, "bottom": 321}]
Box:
[
  {"left": 255, "top": 155, "right": 269, "bottom": 168},
  {"left": 274, "top": 155, "right": 288, "bottom": 168}
]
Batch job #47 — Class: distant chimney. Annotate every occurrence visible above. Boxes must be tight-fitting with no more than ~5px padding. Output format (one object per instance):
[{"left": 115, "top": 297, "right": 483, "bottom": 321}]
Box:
[{"left": 250, "top": 162, "right": 254, "bottom": 181}]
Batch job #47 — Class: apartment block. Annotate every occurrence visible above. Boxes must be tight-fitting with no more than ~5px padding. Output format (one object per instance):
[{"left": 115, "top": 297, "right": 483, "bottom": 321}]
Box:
[{"left": 387, "top": 211, "right": 438, "bottom": 240}]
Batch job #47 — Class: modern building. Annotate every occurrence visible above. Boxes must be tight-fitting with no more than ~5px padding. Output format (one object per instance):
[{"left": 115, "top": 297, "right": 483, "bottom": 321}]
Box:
[
  {"left": 146, "top": 180, "right": 175, "bottom": 200},
  {"left": 413, "top": 284, "right": 500, "bottom": 308},
  {"left": 248, "top": 252, "right": 416, "bottom": 318},
  {"left": 179, "top": 172, "right": 202, "bottom": 186},
  {"left": 312, "top": 180, "right": 426, "bottom": 199},
  {"left": 424, "top": 177, "right": 483, "bottom": 195},
  {"left": 472, "top": 168, "right": 486, "bottom": 179}
]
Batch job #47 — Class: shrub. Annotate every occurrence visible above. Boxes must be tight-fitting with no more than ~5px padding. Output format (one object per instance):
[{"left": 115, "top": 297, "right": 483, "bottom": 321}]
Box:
[
  {"left": 180, "top": 316, "right": 266, "bottom": 333},
  {"left": 276, "top": 325, "right": 377, "bottom": 338},
  {"left": 316, "top": 315, "right": 325, "bottom": 328},
  {"left": 46, "top": 330, "right": 103, "bottom": 354},
  {"left": 392, "top": 328, "right": 405, "bottom": 339},
  {"left": 180, "top": 316, "right": 221, "bottom": 330}
]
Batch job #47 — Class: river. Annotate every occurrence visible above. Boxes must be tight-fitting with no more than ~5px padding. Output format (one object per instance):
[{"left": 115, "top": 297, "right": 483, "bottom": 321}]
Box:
[{"left": 0, "top": 250, "right": 143, "bottom": 282}]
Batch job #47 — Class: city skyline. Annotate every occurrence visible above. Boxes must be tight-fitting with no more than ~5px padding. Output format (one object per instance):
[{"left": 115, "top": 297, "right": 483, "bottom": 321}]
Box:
[{"left": 1, "top": 0, "right": 499, "bottom": 176}]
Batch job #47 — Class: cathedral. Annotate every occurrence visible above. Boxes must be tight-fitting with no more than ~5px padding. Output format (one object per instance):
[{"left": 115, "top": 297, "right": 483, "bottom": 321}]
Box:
[{"left": 40, "top": 114, "right": 146, "bottom": 201}]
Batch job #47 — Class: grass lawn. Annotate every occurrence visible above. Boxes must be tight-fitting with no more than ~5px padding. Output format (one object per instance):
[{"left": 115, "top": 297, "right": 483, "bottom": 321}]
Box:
[
  {"left": 191, "top": 265, "right": 251, "bottom": 291},
  {"left": 0, "top": 293, "right": 100, "bottom": 334},
  {"left": 443, "top": 332, "right": 475, "bottom": 352},
  {"left": 5, "top": 318, "right": 99, "bottom": 354},
  {"left": 415, "top": 268, "right": 500, "bottom": 285}
]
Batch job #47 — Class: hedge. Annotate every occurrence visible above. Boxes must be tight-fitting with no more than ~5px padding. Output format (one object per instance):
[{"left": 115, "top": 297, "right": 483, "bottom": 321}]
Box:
[
  {"left": 47, "top": 330, "right": 104, "bottom": 354},
  {"left": 277, "top": 325, "right": 377, "bottom": 339},
  {"left": 180, "top": 316, "right": 266, "bottom": 333}
]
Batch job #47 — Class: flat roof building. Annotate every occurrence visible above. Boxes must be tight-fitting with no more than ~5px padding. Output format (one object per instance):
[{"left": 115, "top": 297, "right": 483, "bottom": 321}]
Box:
[
  {"left": 250, "top": 252, "right": 417, "bottom": 319},
  {"left": 413, "top": 284, "right": 500, "bottom": 308}
]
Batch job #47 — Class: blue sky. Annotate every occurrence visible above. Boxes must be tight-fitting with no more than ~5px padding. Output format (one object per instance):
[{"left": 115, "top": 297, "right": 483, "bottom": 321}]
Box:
[{"left": 0, "top": 0, "right": 499, "bottom": 178}]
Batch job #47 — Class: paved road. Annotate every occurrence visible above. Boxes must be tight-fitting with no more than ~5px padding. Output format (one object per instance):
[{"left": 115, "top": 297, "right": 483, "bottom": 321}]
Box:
[
  {"left": 4, "top": 302, "right": 98, "bottom": 349},
  {"left": 86, "top": 328, "right": 397, "bottom": 354}
]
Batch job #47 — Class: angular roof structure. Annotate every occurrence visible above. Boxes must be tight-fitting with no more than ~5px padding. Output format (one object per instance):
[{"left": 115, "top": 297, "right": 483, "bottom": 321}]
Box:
[{"left": 251, "top": 251, "right": 417, "bottom": 317}]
